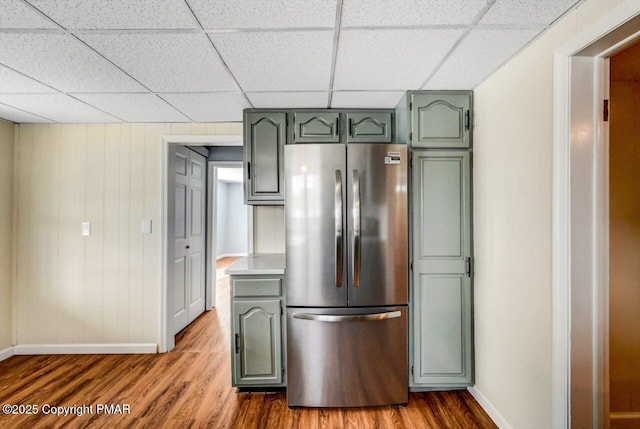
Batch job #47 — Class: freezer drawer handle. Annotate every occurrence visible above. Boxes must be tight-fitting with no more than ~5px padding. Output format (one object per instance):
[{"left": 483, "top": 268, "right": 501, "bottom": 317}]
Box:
[
  {"left": 292, "top": 311, "right": 401, "bottom": 322},
  {"left": 335, "top": 170, "right": 343, "bottom": 288},
  {"left": 352, "top": 169, "right": 361, "bottom": 287}
]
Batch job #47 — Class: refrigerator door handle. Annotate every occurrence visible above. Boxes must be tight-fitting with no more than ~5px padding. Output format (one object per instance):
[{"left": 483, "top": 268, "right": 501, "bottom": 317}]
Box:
[
  {"left": 292, "top": 311, "right": 401, "bottom": 322},
  {"left": 352, "top": 169, "right": 361, "bottom": 287},
  {"left": 334, "top": 170, "right": 343, "bottom": 288}
]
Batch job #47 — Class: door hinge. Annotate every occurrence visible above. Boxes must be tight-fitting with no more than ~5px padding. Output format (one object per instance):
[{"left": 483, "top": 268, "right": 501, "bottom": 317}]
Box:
[
  {"left": 235, "top": 333, "right": 240, "bottom": 354},
  {"left": 603, "top": 99, "right": 609, "bottom": 122}
]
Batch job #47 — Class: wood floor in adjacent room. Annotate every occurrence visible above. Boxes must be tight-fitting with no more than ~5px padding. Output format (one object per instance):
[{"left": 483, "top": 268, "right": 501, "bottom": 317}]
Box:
[{"left": 0, "top": 257, "right": 496, "bottom": 429}]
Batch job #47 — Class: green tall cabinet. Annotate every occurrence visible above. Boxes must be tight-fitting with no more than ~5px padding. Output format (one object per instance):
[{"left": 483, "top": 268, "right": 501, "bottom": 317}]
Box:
[{"left": 397, "top": 90, "right": 474, "bottom": 389}]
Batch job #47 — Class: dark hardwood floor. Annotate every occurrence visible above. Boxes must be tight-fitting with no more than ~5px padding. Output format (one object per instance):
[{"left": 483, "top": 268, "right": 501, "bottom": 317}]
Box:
[{"left": 0, "top": 257, "right": 496, "bottom": 428}]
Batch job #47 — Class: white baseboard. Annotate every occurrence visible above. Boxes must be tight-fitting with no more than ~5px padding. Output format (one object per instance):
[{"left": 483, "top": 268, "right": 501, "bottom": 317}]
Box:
[
  {"left": 0, "top": 346, "right": 15, "bottom": 362},
  {"left": 468, "top": 386, "right": 513, "bottom": 429},
  {"left": 216, "top": 252, "right": 247, "bottom": 260},
  {"left": 13, "top": 343, "right": 157, "bottom": 355}
]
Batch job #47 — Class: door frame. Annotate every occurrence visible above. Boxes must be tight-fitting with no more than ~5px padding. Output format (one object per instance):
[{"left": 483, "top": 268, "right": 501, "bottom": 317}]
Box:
[
  {"left": 161, "top": 134, "right": 242, "bottom": 353},
  {"left": 210, "top": 160, "right": 254, "bottom": 309},
  {"left": 552, "top": 2, "right": 640, "bottom": 426}
]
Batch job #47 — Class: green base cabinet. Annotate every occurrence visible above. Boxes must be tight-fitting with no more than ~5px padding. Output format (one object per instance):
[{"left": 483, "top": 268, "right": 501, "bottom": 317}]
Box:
[
  {"left": 230, "top": 276, "right": 285, "bottom": 387},
  {"left": 410, "top": 150, "right": 473, "bottom": 388}
]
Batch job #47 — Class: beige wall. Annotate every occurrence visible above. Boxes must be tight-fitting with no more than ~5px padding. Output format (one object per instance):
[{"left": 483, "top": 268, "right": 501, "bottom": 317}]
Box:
[
  {"left": 609, "top": 42, "right": 640, "bottom": 415},
  {"left": 0, "top": 120, "right": 14, "bottom": 351},
  {"left": 473, "top": 0, "right": 626, "bottom": 427},
  {"left": 13, "top": 122, "right": 247, "bottom": 345}
]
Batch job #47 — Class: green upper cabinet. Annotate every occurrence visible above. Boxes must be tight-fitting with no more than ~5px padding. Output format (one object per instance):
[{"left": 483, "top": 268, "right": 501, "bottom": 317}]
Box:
[
  {"left": 411, "top": 91, "right": 472, "bottom": 149},
  {"left": 346, "top": 111, "right": 393, "bottom": 143},
  {"left": 293, "top": 111, "right": 340, "bottom": 143},
  {"left": 244, "top": 111, "right": 286, "bottom": 205}
]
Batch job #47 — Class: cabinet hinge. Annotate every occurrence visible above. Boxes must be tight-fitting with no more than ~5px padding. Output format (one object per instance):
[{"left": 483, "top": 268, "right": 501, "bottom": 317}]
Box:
[
  {"left": 281, "top": 307, "right": 283, "bottom": 316},
  {"left": 466, "top": 257, "right": 473, "bottom": 278},
  {"left": 235, "top": 333, "right": 240, "bottom": 354},
  {"left": 409, "top": 102, "right": 413, "bottom": 111},
  {"left": 409, "top": 132, "right": 412, "bottom": 142},
  {"left": 409, "top": 157, "right": 412, "bottom": 168},
  {"left": 465, "top": 110, "right": 470, "bottom": 130},
  {"left": 410, "top": 261, "right": 413, "bottom": 271},
  {"left": 603, "top": 99, "right": 609, "bottom": 122},
  {"left": 411, "top": 366, "right": 414, "bottom": 375}
]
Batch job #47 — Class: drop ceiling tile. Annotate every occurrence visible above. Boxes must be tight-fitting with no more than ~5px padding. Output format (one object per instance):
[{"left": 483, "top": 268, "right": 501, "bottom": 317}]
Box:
[
  {"left": 342, "top": 0, "right": 487, "bottom": 27},
  {"left": 28, "top": 0, "right": 196, "bottom": 29},
  {"left": 72, "top": 93, "right": 189, "bottom": 122},
  {"left": 0, "top": 102, "right": 53, "bottom": 123},
  {"left": 0, "top": 0, "right": 57, "bottom": 29},
  {"left": 0, "top": 65, "right": 56, "bottom": 93},
  {"left": 479, "top": 0, "right": 580, "bottom": 25},
  {"left": 79, "top": 33, "right": 238, "bottom": 92},
  {"left": 331, "top": 91, "right": 405, "bottom": 108},
  {"left": 424, "top": 28, "right": 542, "bottom": 89},
  {"left": 0, "top": 33, "right": 146, "bottom": 92},
  {"left": 0, "top": 94, "right": 120, "bottom": 123},
  {"left": 189, "top": 0, "right": 337, "bottom": 29},
  {"left": 333, "top": 29, "right": 464, "bottom": 91},
  {"left": 160, "top": 92, "right": 249, "bottom": 122},
  {"left": 247, "top": 92, "right": 328, "bottom": 108},
  {"left": 211, "top": 31, "right": 334, "bottom": 91}
]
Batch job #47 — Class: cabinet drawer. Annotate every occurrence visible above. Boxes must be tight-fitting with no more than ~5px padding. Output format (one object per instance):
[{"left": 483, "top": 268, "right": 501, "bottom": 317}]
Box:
[{"left": 232, "top": 278, "right": 282, "bottom": 297}]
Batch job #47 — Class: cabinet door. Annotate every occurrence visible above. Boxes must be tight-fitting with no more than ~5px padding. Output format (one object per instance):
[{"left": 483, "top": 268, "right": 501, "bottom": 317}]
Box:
[
  {"left": 411, "top": 150, "right": 473, "bottom": 385},
  {"left": 293, "top": 112, "right": 340, "bottom": 143},
  {"left": 411, "top": 92, "right": 471, "bottom": 148},
  {"left": 232, "top": 299, "right": 283, "bottom": 385},
  {"left": 244, "top": 111, "right": 285, "bottom": 204},
  {"left": 346, "top": 112, "right": 392, "bottom": 143}
]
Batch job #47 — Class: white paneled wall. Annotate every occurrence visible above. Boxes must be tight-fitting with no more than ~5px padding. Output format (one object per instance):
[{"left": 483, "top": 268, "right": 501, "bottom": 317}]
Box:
[
  {"left": 253, "top": 206, "right": 285, "bottom": 253},
  {"left": 0, "top": 120, "right": 14, "bottom": 351},
  {"left": 13, "top": 122, "right": 245, "bottom": 346}
]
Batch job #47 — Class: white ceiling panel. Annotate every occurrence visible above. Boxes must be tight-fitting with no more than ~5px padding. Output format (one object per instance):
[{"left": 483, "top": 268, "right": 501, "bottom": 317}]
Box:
[
  {"left": 247, "top": 92, "right": 328, "bottom": 108},
  {"left": 72, "top": 93, "right": 189, "bottom": 122},
  {"left": 0, "top": 0, "right": 57, "bottom": 29},
  {"left": 160, "top": 92, "right": 250, "bottom": 122},
  {"left": 479, "top": 0, "right": 580, "bottom": 25},
  {"left": 0, "top": 33, "right": 146, "bottom": 92},
  {"left": 189, "top": 0, "right": 337, "bottom": 29},
  {"left": 0, "top": 94, "right": 119, "bottom": 122},
  {"left": 333, "top": 29, "right": 464, "bottom": 90},
  {"left": 0, "top": 65, "right": 56, "bottom": 93},
  {"left": 0, "top": 102, "right": 52, "bottom": 123},
  {"left": 28, "top": 0, "right": 196, "bottom": 30},
  {"left": 211, "top": 31, "right": 334, "bottom": 91},
  {"left": 424, "top": 28, "right": 541, "bottom": 89},
  {"left": 331, "top": 91, "right": 405, "bottom": 108},
  {"left": 79, "top": 33, "right": 238, "bottom": 92},
  {"left": 342, "top": 0, "right": 487, "bottom": 27}
]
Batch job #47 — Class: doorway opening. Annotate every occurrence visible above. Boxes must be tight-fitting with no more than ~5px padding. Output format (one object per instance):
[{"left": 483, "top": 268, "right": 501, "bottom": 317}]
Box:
[
  {"left": 609, "top": 40, "right": 640, "bottom": 428},
  {"left": 552, "top": 4, "right": 640, "bottom": 427},
  {"left": 161, "top": 135, "right": 244, "bottom": 353}
]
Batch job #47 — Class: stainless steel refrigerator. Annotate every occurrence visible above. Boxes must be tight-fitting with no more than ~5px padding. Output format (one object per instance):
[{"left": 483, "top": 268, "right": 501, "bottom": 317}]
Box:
[{"left": 285, "top": 143, "right": 408, "bottom": 408}]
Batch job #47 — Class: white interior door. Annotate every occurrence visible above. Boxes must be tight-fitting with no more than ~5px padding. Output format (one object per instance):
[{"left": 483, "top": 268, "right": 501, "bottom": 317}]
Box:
[{"left": 173, "top": 146, "right": 206, "bottom": 334}]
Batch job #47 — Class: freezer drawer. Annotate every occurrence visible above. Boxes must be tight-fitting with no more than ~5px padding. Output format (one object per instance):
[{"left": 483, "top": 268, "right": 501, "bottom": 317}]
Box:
[{"left": 286, "top": 306, "right": 408, "bottom": 407}]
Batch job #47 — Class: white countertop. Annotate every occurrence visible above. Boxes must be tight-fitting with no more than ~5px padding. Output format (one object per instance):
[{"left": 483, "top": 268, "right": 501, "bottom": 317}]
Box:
[{"left": 225, "top": 253, "right": 286, "bottom": 275}]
